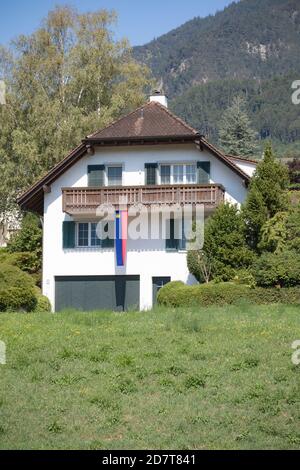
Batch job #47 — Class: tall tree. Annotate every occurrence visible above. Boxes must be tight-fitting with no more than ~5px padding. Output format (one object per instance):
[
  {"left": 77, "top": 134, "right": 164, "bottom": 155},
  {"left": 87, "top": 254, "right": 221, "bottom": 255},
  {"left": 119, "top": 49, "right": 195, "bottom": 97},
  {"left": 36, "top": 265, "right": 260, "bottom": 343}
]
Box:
[
  {"left": 219, "top": 96, "right": 258, "bottom": 157},
  {"left": 242, "top": 143, "right": 289, "bottom": 250},
  {"left": 0, "top": 6, "right": 152, "bottom": 218}
]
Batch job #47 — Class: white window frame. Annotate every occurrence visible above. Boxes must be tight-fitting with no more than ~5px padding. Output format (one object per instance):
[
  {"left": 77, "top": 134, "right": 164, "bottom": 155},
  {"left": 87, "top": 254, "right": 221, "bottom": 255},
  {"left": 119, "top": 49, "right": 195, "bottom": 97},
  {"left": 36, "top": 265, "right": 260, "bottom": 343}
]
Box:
[
  {"left": 159, "top": 163, "right": 197, "bottom": 185},
  {"left": 77, "top": 222, "right": 90, "bottom": 247},
  {"left": 75, "top": 221, "right": 114, "bottom": 248},
  {"left": 105, "top": 164, "right": 123, "bottom": 187}
]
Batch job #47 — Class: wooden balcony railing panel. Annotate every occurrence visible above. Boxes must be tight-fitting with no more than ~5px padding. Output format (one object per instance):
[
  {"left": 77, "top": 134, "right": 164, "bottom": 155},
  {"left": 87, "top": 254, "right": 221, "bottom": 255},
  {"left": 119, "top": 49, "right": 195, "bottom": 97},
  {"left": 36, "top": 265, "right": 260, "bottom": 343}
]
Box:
[{"left": 62, "top": 184, "right": 225, "bottom": 214}]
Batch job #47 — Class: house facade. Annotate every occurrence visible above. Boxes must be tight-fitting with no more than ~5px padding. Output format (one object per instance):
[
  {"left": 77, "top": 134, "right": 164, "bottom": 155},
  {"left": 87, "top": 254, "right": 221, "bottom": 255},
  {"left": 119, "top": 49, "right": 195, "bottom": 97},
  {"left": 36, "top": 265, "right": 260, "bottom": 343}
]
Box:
[{"left": 18, "top": 93, "right": 256, "bottom": 312}]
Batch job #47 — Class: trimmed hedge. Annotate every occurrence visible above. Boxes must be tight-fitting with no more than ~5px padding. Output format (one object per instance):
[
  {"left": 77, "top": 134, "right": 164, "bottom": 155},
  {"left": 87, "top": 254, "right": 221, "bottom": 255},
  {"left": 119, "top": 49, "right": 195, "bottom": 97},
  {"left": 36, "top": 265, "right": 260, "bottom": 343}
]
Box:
[{"left": 157, "top": 281, "right": 300, "bottom": 307}]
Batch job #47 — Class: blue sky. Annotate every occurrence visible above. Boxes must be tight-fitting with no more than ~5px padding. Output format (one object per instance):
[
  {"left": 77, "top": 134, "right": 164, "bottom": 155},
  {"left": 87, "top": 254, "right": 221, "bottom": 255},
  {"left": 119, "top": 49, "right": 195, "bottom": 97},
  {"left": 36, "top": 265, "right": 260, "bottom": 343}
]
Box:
[{"left": 0, "top": 0, "right": 233, "bottom": 47}]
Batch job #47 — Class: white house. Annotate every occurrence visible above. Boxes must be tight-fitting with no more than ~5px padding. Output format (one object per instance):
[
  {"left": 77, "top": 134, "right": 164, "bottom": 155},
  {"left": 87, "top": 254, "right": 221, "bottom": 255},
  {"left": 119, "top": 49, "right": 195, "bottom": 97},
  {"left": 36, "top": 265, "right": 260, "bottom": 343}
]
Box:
[{"left": 18, "top": 93, "right": 256, "bottom": 312}]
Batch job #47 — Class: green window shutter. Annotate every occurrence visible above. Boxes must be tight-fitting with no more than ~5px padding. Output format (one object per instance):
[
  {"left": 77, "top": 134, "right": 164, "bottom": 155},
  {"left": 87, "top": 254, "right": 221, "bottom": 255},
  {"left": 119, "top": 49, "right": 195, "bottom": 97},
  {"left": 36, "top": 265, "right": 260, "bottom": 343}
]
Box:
[
  {"left": 102, "top": 222, "right": 115, "bottom": 248},
  {"left": 63, "top": 221, "right": 75, "bottom": 249},
  {"left": 197, "top": 162, "right": 211, "bottom": 184},
  {"left": 145, "top": 163, "right": 158, "bottom": 185},
  {"left": 88, "top": 165, "right": 105, "bottom": 187},
  {"left": 166, "top": 219, "right": 179, "bottom": 251},
  {"left": 178, "top": 219, "right": 186, "bottom": 251}
]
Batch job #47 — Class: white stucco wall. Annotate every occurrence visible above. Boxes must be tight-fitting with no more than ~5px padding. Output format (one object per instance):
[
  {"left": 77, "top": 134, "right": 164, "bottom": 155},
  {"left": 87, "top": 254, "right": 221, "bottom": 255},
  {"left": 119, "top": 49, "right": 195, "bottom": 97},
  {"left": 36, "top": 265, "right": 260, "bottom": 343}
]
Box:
[
  {"left": 43, "top": 144, "right": 250, "bottom": 311},
  {"left": 228, "top": 158, "right": 257, "bottom": 177}
]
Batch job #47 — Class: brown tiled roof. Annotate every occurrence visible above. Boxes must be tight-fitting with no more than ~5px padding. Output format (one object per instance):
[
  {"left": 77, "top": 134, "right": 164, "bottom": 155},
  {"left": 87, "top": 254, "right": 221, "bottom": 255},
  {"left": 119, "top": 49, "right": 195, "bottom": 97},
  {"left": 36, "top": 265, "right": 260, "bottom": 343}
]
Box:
[{"left": 86, "top": 101, "right": 198, "bottom": 141}]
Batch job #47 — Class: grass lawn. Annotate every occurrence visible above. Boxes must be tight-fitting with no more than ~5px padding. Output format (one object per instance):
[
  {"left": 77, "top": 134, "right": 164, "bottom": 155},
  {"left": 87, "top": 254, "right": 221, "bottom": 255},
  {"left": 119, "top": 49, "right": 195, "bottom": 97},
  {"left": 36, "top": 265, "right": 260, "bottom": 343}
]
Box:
[{"left": 0, "top": 304, "right": 300, "bottom": 450}]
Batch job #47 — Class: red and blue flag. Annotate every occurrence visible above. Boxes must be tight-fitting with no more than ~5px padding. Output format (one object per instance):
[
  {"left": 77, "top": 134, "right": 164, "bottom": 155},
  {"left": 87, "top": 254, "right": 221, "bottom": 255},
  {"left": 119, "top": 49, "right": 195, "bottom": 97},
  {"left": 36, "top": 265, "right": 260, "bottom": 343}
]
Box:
[{"left": 115, "top": 210, "right": 128, "bottom": 266}]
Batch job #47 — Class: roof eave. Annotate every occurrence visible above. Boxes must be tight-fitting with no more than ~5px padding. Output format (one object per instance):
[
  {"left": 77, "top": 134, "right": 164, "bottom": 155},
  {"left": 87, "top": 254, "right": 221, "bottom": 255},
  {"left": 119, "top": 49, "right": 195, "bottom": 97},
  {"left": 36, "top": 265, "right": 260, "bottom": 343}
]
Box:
[
  {"left": 83, "top": 134, "right": 198, "bottom": 145},
  {"left": 196, "top": 138, "right": 251, "bottom": 184}
]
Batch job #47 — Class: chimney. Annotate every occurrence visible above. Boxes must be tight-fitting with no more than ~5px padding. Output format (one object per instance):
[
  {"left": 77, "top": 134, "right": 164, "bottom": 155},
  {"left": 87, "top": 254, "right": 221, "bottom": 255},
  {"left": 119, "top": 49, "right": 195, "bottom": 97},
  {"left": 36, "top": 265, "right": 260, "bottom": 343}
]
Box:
[{"left": 150, "top": 90, "right": 168, "bottom": 108}]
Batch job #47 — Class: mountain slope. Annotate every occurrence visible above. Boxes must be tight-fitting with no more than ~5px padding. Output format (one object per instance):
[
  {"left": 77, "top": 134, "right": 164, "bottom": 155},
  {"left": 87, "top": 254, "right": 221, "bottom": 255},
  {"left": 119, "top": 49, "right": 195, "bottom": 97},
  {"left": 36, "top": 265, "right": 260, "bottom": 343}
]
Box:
[
  {"left": 171, "top": 74, "right": 300, "bottom": 145},
  {"left": 134, "top": 0, "right": 300, "bottom": 97}
]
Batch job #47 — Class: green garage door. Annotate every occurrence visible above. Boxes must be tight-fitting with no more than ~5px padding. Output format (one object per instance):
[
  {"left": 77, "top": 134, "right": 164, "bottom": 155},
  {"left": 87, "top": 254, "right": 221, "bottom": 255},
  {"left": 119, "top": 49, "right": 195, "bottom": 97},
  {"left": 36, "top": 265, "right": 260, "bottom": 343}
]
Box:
[{"left": 55, "top": 275, "right": 140, "bottom": 312}]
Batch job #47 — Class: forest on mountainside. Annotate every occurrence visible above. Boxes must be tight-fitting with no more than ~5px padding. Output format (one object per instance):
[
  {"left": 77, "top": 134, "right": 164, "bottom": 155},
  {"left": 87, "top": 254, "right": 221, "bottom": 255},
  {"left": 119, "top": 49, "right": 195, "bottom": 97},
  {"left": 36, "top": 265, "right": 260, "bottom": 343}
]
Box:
[{"left": 134, "top": 0, "right": 300, "bottom": 156}]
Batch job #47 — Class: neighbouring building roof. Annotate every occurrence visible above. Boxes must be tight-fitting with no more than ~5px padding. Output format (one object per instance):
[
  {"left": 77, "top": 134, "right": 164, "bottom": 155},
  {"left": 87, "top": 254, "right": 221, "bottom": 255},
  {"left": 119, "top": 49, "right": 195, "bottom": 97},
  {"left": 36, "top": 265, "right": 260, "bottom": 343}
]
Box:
[
  {"left": 17, "top": 100, "right": 251, "bottom": 214},
  {"left": 226, "top": 154, "right": 259, "bottom": 165}
]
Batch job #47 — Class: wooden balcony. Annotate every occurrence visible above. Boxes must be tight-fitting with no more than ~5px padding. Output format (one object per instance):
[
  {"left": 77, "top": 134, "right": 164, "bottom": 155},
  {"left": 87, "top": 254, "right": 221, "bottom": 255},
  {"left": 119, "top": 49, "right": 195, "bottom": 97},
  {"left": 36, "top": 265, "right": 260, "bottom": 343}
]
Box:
[{"left": 62, "top": 184, "right": 225, "bottom": 215}]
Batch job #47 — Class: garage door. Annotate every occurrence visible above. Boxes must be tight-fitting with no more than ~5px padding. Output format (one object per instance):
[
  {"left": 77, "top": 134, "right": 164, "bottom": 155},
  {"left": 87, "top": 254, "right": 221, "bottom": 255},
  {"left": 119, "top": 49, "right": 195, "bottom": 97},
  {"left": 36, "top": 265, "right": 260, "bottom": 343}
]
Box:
[{"left": 55, "top": 276, "right": 140, "bottom": 312}]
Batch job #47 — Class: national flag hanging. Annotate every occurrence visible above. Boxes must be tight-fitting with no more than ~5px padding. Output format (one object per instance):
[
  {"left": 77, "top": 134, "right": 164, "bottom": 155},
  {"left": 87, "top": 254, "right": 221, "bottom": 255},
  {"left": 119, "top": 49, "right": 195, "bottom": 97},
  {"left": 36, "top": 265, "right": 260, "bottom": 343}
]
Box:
[
  {"left": 115, "top": 210, "right": 128, "bottom": 266},
  {"left": 121, "top": 210, "right": 128, "bottom": 264}
]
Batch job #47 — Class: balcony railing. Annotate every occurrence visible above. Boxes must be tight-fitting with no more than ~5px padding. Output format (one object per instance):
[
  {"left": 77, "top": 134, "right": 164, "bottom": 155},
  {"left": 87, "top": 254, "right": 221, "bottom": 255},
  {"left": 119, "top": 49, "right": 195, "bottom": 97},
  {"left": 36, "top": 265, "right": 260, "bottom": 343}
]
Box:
[{"left": 62, "top": 184, "right": 225, "bottom": 215}]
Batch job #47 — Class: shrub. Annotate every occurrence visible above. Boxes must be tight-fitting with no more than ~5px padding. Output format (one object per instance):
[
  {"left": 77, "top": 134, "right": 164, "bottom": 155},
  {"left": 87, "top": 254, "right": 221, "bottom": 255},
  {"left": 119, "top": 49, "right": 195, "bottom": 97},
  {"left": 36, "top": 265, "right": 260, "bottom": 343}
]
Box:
[
  {"left": 0, "top": 263, "right": 35, "bottom": 290},
  {"left": 232, "top": 269, "right": 256, "bottom": 287},
  {"left": 157, "top": 281, "right": 251, "bottom": 307},
  {"left": 253, "top": 250, "right": 300, "bottom": 287},
  {"left": 250, "top": 287, "right": 300, "bottom": 304},
  {"left": 34, "top": 290, "right": 52, "bottom": 312},
  {"left": 0, "top": 263, "right": 37, "bottom": 312},
  {"left": 0, "top": 250, "right": 40, "bottom": 276},
  {"left": 7, "top": 213, "right": 42, "bottom": 255},
  {"left": 0, "top": 287, "right": 37, "bottom": 312},
  {"left": 7, "top": 213, "right": 42, "bottom": 275},
  {"left": 157, "top": 281, "right": 300, "bottom": 308}
]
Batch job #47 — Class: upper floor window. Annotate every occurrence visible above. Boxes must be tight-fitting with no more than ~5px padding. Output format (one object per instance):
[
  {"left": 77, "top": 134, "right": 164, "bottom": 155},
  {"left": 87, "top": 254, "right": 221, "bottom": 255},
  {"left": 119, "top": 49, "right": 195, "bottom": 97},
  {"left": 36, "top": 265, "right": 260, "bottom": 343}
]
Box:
[
  {"left": 88, "top": 164, "right": 122, "bottom": 187},
  {"left": 88, "top": 165, "right": 105, "bottom": 187},
  {"left": 197, "top": 162, "right": 211, "bottom": 184},
  {"left": 107, "top": 166, "right": 122, "bottom": 186},
  {"left": 145, "top": 163, "right": 158, "bottom": 185},
  {"left": 160, "top": 164, "right": 197, "bottom": 185},
  {"left": 160, "top": 165, "right": 171, "bottom": 184}
]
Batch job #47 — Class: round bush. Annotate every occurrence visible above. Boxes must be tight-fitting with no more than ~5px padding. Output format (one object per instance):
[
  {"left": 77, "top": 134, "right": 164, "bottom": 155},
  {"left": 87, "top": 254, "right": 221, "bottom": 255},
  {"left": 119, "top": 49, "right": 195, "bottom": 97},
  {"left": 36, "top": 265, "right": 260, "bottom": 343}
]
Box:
[
  {"left": 0, "top": 263, "right": 37, "bottom": 312},
  {"left": 0, "top": 287, "right": 37, "bottom": 312},
  {"left": 34, "top": 292, "right": 51, "bottom": 312},
  {"left": 0, "top": 263, "right": 35, "bottom": 290}
]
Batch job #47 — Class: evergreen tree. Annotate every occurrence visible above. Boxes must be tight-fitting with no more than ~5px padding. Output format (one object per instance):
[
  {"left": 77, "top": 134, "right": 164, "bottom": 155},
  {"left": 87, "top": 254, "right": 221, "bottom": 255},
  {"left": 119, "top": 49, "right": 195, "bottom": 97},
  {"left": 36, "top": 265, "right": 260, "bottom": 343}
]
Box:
[
  {"left": 259, "top": 212, "right": 288, "bottom": 254},
  {"left": 242, "top": 143, "right": 289, "bottom": 250},
  {"left": 219, "top": 96, "right": 258, "bottom": 157},
  {"left": 188, "top": 203, "right": 254, "bottom": 282},
  {"left": 286, "top": 204, "right": 300, "bottom": 252}
]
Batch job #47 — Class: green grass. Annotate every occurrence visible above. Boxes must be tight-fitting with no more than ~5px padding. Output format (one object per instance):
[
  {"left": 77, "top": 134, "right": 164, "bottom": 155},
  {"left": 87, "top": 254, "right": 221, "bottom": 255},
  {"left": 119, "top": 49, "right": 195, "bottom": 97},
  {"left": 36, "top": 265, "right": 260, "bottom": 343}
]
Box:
[{"left": 0, "top": 304, "right": 300, "bottom": 449}]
